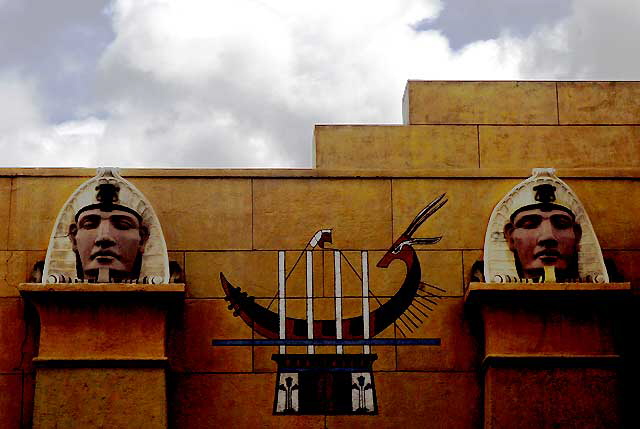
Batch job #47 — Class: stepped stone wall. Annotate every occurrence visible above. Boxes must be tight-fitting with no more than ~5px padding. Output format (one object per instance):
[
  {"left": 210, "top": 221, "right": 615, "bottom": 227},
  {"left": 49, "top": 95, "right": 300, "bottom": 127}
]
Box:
[{"left": 1, "top": 81, "right": 639, "bottom": 427}]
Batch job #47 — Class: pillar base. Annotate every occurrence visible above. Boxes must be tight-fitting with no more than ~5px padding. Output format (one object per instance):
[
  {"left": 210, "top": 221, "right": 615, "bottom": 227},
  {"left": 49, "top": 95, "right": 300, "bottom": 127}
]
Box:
[
  {"left": 19, "top": 283, "right": 184, "bottom": 429},
  {"left": 465, "top": 282, "right": 630, "bottom": 429}
]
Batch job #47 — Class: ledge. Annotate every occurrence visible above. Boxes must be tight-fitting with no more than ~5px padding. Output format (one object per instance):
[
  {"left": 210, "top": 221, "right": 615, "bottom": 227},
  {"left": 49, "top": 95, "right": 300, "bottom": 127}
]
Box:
[
  {"left": 3, "top": 167, "right": 640, "bottom": 179},
  {"left": 33, "top": 357, "right": 169, "bottom": 368},
  {"left": 465, "top": 282, "right": 631, "bottom": 305},
  {"left": 18, "top": 283, "right": 185, "bottom": 298},
  {"left": 482, "top": 354, "right": 622, "bottom": 370}
]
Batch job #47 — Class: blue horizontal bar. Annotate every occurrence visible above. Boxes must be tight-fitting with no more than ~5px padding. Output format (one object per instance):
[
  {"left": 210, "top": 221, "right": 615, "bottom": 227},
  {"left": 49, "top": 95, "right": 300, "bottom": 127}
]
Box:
[{"left": 212, "top": 338, "right": 441, "bottom": 346}]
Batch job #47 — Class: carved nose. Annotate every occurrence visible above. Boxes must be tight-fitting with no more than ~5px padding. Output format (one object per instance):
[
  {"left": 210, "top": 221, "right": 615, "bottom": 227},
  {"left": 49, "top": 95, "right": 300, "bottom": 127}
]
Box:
[
  {"left": 95, "top": 221, "right": 115, "bottom": 246},
  {"left": 538, "top": 220, "right": 558, "bottom": 243}
]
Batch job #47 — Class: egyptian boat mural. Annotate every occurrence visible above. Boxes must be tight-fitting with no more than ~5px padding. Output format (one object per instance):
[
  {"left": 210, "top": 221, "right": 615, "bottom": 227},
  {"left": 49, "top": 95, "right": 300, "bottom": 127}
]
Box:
[{"left": 217, "top": 194, "right": 448, "bottom": 415}]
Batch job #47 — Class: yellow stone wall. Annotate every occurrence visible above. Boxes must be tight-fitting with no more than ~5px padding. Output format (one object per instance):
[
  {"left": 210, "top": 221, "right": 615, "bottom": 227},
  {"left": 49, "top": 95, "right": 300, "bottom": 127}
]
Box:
[{"left": 1, "top": 81, "right": 639, "bottom": 427}]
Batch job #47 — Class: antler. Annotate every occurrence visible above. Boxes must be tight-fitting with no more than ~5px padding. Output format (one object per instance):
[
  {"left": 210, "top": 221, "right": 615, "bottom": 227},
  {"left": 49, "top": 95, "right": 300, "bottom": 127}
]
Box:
[
  {"left": 386, "top": 194, "right": 448, "bottom": 255},
  {"left": 403, "top": 193, "right": 448, "bottom": 238}
]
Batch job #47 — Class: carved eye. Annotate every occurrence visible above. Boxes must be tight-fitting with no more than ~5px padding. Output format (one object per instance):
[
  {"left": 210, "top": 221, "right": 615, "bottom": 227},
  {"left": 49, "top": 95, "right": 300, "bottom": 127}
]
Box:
[
  {"left": 516, "top": 215, "right": 542, "bottom": 229},
  {"left": 79, "top": 216, "right": 99, "bottom": 229},
  {"left": 551, "top": 215, "right": 573, "bottom": 229},
  {"left": 112, "top": 217, "right": 137, "bottom": 230}
]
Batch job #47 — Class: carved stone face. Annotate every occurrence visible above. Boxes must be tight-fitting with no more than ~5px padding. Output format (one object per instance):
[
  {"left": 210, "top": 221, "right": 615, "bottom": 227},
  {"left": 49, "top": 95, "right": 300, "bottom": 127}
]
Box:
[
  {"left": 69, "top": 208, "right": 147, "bottom": 280},
  {"left": 504, "top": 208, "right": 581, "bottom": 279}
]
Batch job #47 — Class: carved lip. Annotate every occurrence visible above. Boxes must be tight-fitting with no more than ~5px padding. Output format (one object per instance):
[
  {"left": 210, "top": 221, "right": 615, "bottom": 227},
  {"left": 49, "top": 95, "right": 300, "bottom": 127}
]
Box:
[
  {"left": 534, "top": 249, "right": 561, "bottom": 259},
  {"left": 91, "top": 250, "right": 119, "bottom": 260}
]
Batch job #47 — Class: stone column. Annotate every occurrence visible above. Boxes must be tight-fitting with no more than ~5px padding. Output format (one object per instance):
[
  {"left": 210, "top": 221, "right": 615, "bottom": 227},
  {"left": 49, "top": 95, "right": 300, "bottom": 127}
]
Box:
[
  {"left": 465, "top": 282, "right": 630, "bottom": 429},
  {"left": 19, "top": 283, "right": 184, "bottom": 429}
]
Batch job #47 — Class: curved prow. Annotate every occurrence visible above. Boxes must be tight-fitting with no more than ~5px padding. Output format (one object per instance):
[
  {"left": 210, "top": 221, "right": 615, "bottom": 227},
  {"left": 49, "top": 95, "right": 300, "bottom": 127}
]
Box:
[
  {"left": 220, "top": 194, "right": 447, "bottom": 340},
  {"left": 377, "top": 193, "right": 447, "bottom": 268},
  {"left": 370, "top": 193, "right": 447, "bottom": 333}
]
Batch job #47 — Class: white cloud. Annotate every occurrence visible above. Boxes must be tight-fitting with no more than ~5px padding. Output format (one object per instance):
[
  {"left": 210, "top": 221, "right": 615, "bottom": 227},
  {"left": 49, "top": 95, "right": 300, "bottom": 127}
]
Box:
[
  {"left": 0, "top": 73, "right": 43, "bottom": 134},
  {"left": 90, "top": 0, "right": 522, "bottom": 167},
  {"left": 502, "top": 0, "right": 640, "bottom": 79},
  {"left": 1, "top": 0, "right": 639, "bottom": 167},
  {"left": 0, "top": 72, "right": 105, "bottom": 167}
]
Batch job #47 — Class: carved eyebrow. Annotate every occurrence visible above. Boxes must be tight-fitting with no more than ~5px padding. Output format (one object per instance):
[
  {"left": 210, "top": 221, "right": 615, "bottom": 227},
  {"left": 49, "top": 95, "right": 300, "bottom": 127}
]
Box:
[
  {"left": 110, "top": 215, "right": 139, "bottom": 227},
  {"left": 80, "top": 213, "right": 100, "bottom": 222},
  {"left": 514, "top": 214, "right": 542, "bottom": 226},
  {"left": 111, "top": 214, "right": 136, "bottom": 221},
  {"left": 78, "top": 214, "right": 101, "bottom": 225},
  {"left": 550, "top": 213, "right": 574, "bottom": 225},
  {"left": 550, "top": 213, "right": 572, "bottom": 219}
]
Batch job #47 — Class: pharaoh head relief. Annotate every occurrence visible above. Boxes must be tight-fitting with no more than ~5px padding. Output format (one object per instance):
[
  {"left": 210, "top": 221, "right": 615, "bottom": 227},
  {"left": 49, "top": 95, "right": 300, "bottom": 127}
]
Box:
[
  {"left": 483, "top": 168, "right": 609, "bottom": 284},
  {"left": 42, "top": 168, "right": 170, "bottom": 284}
]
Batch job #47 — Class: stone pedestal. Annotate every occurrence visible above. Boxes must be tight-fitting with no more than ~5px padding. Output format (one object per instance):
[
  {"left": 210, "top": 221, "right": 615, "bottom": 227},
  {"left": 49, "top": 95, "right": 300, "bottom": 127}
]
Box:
[
  {"left": 465, "top": 282, "right": 631, "bottom": 429},
  {"left": 18, "top": 283, "right": 185, "bottom": 429}
]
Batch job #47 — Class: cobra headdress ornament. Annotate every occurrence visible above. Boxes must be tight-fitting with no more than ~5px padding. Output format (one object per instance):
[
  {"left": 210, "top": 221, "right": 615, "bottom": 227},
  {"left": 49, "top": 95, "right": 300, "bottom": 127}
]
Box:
[{"left": 483, "top": 168, "right": 608, "bottom": 283}]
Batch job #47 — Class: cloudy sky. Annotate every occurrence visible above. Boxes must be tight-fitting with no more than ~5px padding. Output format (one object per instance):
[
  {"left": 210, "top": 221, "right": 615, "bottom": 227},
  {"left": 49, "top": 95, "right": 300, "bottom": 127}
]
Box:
[{"left": 0, "top": 0, "right": 638, "bottom": 168}]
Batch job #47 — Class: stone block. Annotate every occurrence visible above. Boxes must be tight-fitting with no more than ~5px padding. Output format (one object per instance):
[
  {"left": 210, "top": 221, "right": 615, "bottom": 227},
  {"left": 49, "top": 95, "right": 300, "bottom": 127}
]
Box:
[
  {"left": 0, "top": 250, "right": 46, "bottom": 296},
  {"left": 26, "top": 250, "right": 46, "bottom": 281},
  {"left": 135, "top": 178, "right": 252, "bottom": 251},
  {"left": 420, "top": 250, "right": 464, "bottom": 297},
  {"left": 403, "top": 81, "right": 558, "bottom": 125},
  {"left": 284, "top": 249, "right": 325, "bottom": 298},
  {"left": 603, "top": 250, "right": 640, "bottom": 283},
  {"left": 252, "top": 345, "right": 279, "bottom": 372},
  {"left": 371, "top": 345, "right": 396, "bottom": 371},
  {"left": 396, "top": 298, "right": 480, "bottom": 371},
  {"left": 558, "top": 81, "right": 640, "bottom": 124},
  {"left": 0, "top": 298, "right": 25, "bottom": 372},
  {"left": 479, "top": 125, "right": 640, "bottom": 168},
  {"left": 314, "top": 125, "right": 478, "bottom": 170},
  {"left": 569, "top": 180, "right": 640, "bottom": 249},
  {"left": 167, "top": 251, "right": 184, "bottom": 278},
  {"left": 0, "top": 251, "right": 26, "bottom": 297},
  {"left": 321, "top": 250, "right": 368, "bottom": 298},
  {"left": 253, "top": 179, "right": 392, "bottom": 250},
  {"left": 186, "top": 251, "right": 281, "bottom": 298},
  {"left": 170, "top": 373, "right": 325, "bottom": 428},
  {"left": 0, "top": 178, "right": 11, "bottom": 250},
  {"left": 8, "top": 177, "right": 84, "bottom": 250},
  {"left": 33, "top": 368, "right": 167, "bottom": 429},
  {"left": 169, "top": 299, "right": 252, "bottom": 373},
  {"left": 392, "top": 178, "right": 519, "bottom": 250},
  {"left": 0, "top": 250, "right": 46, "bottom": 297},
  {"left": 0, "top": 374, "right": 22, "bottom": 429},
  {"left": 23, "top": 372, "right": 35, "bottom": 429},
  {"left": 326, "top": 372, "right": 481, "bottom": 428},
  {"left": 485, "top": 367, "right": 620, "bottom": 429},
  {"left": 463, "top": 249, "right": 483, "bottom": 292}
]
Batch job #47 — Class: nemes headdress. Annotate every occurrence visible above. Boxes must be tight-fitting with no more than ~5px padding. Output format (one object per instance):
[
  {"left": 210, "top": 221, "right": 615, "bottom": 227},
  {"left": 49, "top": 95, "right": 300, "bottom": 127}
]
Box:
[
  {"left": 483, "top": 168, "right": 608, "bottom": 283},
  {"left": 42, "top": 167, "right": 170, "bottom": 284}
]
